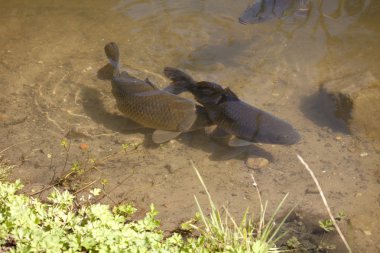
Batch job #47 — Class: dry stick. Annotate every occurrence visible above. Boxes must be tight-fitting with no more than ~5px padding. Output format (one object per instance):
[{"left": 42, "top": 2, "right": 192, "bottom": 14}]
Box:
[
  {"left": 74, "top": 178, "right": 100, "bottom": 195},
  {"left": 0, "top": 139, "right": 34, "bottom": 154},
  {"left": 297, "top": 154, "right": 352, "bottom": 253},
  {"left": 250, "top": 174, "right": 264, "bottom": 233}
]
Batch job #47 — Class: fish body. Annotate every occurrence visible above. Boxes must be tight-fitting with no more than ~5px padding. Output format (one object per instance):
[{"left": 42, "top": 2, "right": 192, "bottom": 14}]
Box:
[
  {"left": 239, "top": 0, "right": 310, "bottom": 24},
  {"left": 104, "top": 42, "right": 210, "bottom": 143},
  {"left": 164, "top": 67, "right": 301, "bottom": 146}
]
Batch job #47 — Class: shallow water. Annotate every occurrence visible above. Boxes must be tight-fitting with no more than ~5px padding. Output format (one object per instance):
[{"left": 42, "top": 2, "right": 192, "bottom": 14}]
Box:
[{"left": 1, "top": 0, "right": 379, "bottom": 251}]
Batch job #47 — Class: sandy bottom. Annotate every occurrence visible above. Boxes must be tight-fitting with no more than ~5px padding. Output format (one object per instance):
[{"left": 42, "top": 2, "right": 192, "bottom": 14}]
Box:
[{"left": 0, "top": 0, "right": 379, "bottom": 251}]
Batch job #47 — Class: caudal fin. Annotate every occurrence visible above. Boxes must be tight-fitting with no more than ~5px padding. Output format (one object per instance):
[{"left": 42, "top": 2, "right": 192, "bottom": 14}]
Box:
[
  {"left": 104, "top": 42, "right": 120, "bottom": 72},
  {"left": 163, "top": 67, "right": 196, "bottom": 94}
]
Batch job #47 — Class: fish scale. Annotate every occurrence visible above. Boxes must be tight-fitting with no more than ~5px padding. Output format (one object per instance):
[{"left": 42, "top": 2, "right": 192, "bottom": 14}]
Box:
[
  {"left": 103, "top": 42, "right": 211, "bottom": 143},
  {"left": 114, "top": 93, "right": 194, "bottom": 131}
]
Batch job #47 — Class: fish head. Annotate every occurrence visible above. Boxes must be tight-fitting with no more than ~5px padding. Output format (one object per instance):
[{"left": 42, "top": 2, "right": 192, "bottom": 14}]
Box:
[{"left": 254, "top": 113, "right": 301, "bottom": 145}]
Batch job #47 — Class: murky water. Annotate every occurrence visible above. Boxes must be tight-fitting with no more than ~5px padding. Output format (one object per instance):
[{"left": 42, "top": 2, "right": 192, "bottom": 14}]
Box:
[{"left": 1, "top": 0, "right": 379, "bottom": 251}]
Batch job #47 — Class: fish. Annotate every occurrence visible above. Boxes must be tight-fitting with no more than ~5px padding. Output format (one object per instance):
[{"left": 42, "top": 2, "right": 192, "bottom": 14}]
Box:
[
  {"left": 103, "top": 42, "right": 211, "bottom": 144},
  {"left": 163, "top": 67, "right": 301, "bottom": 146},
  {"left": 239, "top": 0, "right": 310, "bottom": 25}
]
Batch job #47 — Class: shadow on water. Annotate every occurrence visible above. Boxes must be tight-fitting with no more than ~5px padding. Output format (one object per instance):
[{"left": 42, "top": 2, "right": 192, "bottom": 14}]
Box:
[
  {"left": 80, "top": 85, "right": 151, "bottom": 136},
  {"left": 182, "top": 39, "right": 252, "bottom": 71},
  {"left": 300, "top": 91, "right": 349, "bottom": 134},
  {"left": 85, "top": 64, "right": 274, "bottom": 161}
]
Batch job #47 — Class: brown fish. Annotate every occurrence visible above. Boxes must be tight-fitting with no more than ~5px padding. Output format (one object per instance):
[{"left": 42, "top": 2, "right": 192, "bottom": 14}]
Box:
[{"left": 104, "top": 42, "right": 211, "bottom": 143}]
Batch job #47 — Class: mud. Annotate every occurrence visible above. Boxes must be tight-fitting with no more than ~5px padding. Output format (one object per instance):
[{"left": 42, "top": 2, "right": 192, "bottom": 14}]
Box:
[{"left": 0, "top": 0, "right": 379, "bottom": 252}]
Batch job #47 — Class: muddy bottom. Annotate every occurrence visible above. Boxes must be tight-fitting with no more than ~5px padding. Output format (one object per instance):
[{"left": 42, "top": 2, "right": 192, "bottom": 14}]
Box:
[{"left": 1, "top": 0, "right": 379, "bottom": 252}]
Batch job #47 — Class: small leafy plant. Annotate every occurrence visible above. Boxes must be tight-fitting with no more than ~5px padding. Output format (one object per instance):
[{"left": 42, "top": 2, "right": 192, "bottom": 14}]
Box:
[
  {"left": 0, "top": 156, "right": 14, "bottom": 181},
  {"left": 0, "top": 180, "right": 185, "bottom": 252},
  {"left": 188, "top": 164, "right": 294, "bottom": 252},
  {"left": 0, "top": 162, "right": 297, "bottom": 252},
  {"left": 319, "top": 218, "right": 335, "bottom": 232}
]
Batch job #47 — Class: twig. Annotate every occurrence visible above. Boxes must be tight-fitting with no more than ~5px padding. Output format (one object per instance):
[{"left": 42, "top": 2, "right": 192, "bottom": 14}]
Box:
[
  {"left": 29, "top": 184, "right": 58, "bottom": 197},
  {"left": 74, "top": 178, "right": 99, "bottom": 195},
  {"left": 0, "top": 139, "right": 34, "bottom": 154},
  {"left": 297, "top": 154, "right": 352, "bottom": 253},
  {"left": 250, "top": 174, "right": 264, "bottom": 233}
]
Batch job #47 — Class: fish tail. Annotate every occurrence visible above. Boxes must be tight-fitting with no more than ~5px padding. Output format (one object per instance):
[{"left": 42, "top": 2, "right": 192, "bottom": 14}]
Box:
[
  {"left": 163, "top": 67, "right": 195, "bottom": 94},
  {"left": 104, "top": 42, "right": 121, "bottom": 74}
]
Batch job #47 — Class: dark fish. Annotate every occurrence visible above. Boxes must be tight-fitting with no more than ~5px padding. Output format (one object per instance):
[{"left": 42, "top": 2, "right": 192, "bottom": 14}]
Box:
[
  {"left": 104, "top": 42, "right": 211, "bottom": 143},
  {"left": 164, "top": 67, "right": 301, "bottom": 146},
  {"left": 239, "top": 0, "right": 310, "bottom": 25}
]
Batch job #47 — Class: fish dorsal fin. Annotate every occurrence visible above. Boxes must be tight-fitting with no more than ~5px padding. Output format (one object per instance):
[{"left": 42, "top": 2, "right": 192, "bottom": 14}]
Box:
[
  {"left": 152, "top": 130, "right": 182, "bottom": 144},
  {"left": 228, "top": 136, "right": 254, "bottom": 147},
  {"left": 224, "top": 88, "right": 239, "bottom": 100},
  {"left": 197, "top": 81, "right": 224, "bottom": 92},
  {"left": 145, "top": 78, "right": 159, "bottom": 89}
]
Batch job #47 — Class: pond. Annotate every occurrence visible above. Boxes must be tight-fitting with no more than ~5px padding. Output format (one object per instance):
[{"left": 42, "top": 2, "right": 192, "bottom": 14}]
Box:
[{"left": 0, "top": 0, "right": 379, "bottom": 251}]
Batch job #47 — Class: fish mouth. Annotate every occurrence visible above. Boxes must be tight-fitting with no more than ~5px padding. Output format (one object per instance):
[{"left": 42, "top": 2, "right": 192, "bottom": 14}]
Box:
[{"left": 282, "top": 131, "right": 302, "bottom": 145}]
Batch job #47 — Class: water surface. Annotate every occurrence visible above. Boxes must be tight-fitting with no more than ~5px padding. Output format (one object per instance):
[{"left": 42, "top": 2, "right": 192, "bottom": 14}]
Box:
[{"left": 0, "top": 0, "right": 379, "bottom": 251}]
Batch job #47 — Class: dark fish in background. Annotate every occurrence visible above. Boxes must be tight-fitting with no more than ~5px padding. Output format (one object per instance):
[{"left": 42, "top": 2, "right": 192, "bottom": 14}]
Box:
[
  {"left": 239, "top": 0, "right": 310, "bottom": 25},
  {"left": 164, "top": 67, "right": 301, "bottom": 147},
  {"left": 103, "top": 42, "right": 211, "bottom": 143}
]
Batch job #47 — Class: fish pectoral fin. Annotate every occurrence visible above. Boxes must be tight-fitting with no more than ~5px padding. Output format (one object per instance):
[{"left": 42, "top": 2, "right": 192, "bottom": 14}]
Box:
[
  {"left": 178, "top": 111, "right": 197, "bottom": 132},
  {"left": 152, "top": 130, "right": 182, "bottom": 144},
  {"left": 228, "top": 136, "right": 254, "bottom": 147}
]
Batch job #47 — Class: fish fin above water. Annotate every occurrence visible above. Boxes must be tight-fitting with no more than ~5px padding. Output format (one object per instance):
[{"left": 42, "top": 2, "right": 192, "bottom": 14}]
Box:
[
  {"left": 152, "top": 130, "right": 182, "bottom": 144},
  {"left": 104, "top": 42, "right": 121, "bottom": 74},
  {"left": 228, "top": 136, "right": 254, "bottom": 147}
]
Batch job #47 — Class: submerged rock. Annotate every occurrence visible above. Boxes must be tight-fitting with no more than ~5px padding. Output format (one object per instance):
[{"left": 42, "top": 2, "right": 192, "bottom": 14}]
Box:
[
  {"left": 319, "top": 71, "right": 380, "bottom": 139},
  {"left": 246, "top": 157, "right": 269, "bottom": 170}
]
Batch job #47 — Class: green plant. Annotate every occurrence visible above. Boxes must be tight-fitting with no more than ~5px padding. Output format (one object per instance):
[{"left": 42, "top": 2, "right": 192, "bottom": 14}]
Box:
[
  {"left": 319, "top": 211, "right": 346, "bottom": 233},
  {"left": 0, "top": 162, "right": 299, "bottom": 252},
  {"left": 189, "top": 164, "right": 294, "bottom": 253},
  {"left": 319, "top": 219, "right": 335, "bottom": 232},
  {"left": 336, "top": 211, "right": 346, "bottom": 221},
  {"left": 0, "top": 180, "right": 186, "bottom": 252},
  {"left": 286, "top": 236, "right": 301, "bottom": 249},
  {"left": 0, "top": 156, "right": 14, "bottom": 181}
]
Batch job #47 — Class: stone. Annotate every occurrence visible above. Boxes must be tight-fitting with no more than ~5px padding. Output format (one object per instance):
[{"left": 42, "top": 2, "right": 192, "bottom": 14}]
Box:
[
  {"left": 246, "top": 157, "right": 269, "bottom": 170},
  {"left": 319, "top": 71, "right": 380, "bottom": 138}
]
